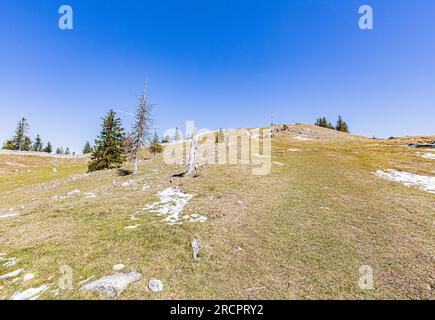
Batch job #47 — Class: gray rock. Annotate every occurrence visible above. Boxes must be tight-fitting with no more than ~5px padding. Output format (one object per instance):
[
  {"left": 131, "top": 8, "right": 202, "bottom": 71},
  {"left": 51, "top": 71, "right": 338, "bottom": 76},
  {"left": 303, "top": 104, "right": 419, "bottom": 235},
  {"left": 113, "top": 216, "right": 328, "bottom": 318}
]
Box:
[
  {"left": 192, "top": 238, "right": 199, "bottom": 259},
  {"left": 148, "top": 279, "right": 164, "bottom": 293},
  {"left": 80, "top": 272, "right": 141, "bottom": 297}
]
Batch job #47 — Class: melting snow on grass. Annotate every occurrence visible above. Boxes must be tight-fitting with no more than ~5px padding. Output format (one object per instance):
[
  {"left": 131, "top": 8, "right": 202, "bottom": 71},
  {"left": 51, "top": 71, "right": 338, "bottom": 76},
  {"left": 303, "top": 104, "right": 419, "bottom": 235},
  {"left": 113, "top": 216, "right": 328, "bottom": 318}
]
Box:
[
  {"left": 376, "top": 170, "right": 435, "bottom": 194},
  {"left": 420, "top": 153, "right": 435, "bottom": 160},
  {"left": 0, "top": 254, "right": 18, "bottom": 267},
  {"left": 11, "top": 284, "right": 49, "bottom": 300},
  {"left": 293, "top": 135, "right": 311, "bottom": 141},
  {"left": 143, "top": 187, "right": 207, "bottom": 225}
]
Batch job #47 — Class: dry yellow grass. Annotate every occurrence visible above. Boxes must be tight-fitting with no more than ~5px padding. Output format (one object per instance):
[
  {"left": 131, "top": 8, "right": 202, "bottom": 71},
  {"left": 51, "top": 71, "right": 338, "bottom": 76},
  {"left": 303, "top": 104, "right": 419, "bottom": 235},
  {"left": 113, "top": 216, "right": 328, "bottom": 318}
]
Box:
[{"left": 0, "top": 125, "right": 433, "bottom": 300}]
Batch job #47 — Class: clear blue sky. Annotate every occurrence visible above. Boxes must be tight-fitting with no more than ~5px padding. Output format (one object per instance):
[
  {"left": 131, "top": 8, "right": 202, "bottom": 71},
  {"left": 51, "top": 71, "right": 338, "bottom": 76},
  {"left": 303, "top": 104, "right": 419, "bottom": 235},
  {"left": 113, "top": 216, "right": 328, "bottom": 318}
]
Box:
[{"left": 1, "top": 0, "right": 434, "bottom": 153}]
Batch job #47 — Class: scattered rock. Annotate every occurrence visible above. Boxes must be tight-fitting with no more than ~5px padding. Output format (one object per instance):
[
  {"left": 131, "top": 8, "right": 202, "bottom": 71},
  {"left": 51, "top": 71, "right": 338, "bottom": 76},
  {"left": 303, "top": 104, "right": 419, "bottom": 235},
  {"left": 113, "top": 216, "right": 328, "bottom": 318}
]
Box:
[
  {"left": 23, "top": 273, "right": 35, "bottom": 282},
  {"left": 148, "top": 279, "right": 164, "bottom": 293},
  {"left": 113, "top": 264, "right": 125, "bottom": 271},
  {"left": 192, "top": 238, "right": 199, "bottom": 259},
  {"left": 80, "top": 272, "right": 141, "bottom": 297},
  {"left": 52, "top": 168, "right": 58, "bottom": 173}
]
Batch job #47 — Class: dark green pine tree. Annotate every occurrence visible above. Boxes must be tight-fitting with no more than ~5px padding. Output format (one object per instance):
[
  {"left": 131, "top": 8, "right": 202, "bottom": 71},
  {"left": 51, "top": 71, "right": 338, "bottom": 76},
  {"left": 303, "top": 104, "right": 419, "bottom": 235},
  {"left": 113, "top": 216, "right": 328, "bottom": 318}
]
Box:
[
  {"left": 65, "top": 147, "right": 71, "bottom": 155},
  {"left": 56, "top": 147, "right": 64, "bottom": 155},
  {"left": 149, "top": 131, "right": 163, "bottom": 157},
  {"left": 82, "top": 141, "right": 92, "bottom": 154},
  {"left": 215, "top": 128, "right": 225, "bottom": 143},
  {"left": 2, "top": 139, "right": 15, "bottom": 150},
  {"left": 43, "top": 142, "right": 53, "bottom": 153},
  {"left": 12, "top": 118, "right": 30, "bottom": 151},
  {"left": 162, "top": 135, "right": 170, "bottom": 143},
  {"left": 23, "top": 136, "right": 33, "bottom": 151},
  {"left": 336, "top": 115, "right": 350, "bottom": 133},
  {"left": 174, "top": 127, "right": 181, "bottom": 141},
  {"left": 33, "top": 134, "right": 43, "bottom": 152},
  {"left": 88, "top": 109, "right": 126, "bottom": 172}
]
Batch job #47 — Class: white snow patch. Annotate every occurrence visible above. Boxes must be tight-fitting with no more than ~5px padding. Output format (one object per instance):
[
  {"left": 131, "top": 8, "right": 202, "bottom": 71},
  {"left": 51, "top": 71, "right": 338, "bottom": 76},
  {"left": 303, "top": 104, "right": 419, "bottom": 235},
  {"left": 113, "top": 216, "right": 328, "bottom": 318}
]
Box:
[
  {"left": 11, "top": 285, "right": 49, "bottom": 300},
  {"left": 273, "top": 161, "right": 285, "bottom": 166},
  {"left": 5, "top": 162, "right": 26, "bottom": 167},
  {"left": 376, "top": 170, "right": 435, "bottom": 194},
  {"left": 142, "top": 184, "right": 150, "bottom": 191},
  {"left": 143, "top": 188, "right": 207, "bottom": 225},
  {"left": 288, "top": 148, "right": 302, "bottom": 152},
  {"left": 67, "top": 189, "right": 81, "bottom": 196},
  {"left": 253, "top": 153, "right": 271, "bottom": 158},
  {"left": 293, "top": 135, "right": 311, "bottom": 141},
  {"left": 83, "top": 192, "right": 97, "bottom": 199},
  {"left": 0, "top": 256, "right": 18, "bottom": 267},
  {"left": 125, "top": 225, "right": 140, "bottom": 229},
  {"left": 0, "top": 212, "right": 18, "bottom": 219},
  {"left": 420, "top": 153, "right": 435, "bottom": 160},
  {"left": 0, "top": 269, "right": 24, "bottom": 280},
  {"left": 78, "top": 275, "right": 96, "bottom": 286}
]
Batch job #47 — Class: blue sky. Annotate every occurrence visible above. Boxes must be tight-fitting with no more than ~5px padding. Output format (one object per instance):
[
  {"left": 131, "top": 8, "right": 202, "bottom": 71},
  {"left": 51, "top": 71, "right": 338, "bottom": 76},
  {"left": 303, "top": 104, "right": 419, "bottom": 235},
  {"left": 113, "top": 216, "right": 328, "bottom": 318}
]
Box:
[{"left": 1, "top": 0, "right": 434, "bottom": 153}]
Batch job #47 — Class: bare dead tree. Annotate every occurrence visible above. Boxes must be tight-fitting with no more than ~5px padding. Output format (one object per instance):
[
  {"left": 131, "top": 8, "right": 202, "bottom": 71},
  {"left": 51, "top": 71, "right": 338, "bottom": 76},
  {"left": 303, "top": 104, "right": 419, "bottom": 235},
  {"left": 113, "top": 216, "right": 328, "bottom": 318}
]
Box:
[
  {"left": 131, "top": 79, "right": 153, "bottom": 174},
  {"left": 172, "top": 127, "right": 198, "bottom": 177},
  {"left": 187, "top": 128, "right": 198, "bottom": 174}
]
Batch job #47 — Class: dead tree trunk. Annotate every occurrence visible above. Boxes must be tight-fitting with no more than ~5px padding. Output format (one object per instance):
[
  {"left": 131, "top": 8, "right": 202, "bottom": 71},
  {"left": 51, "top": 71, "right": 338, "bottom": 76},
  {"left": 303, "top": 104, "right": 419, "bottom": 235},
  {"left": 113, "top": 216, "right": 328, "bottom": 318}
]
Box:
[{"left": 187, "top": 128, "right": 198, "bottom": 174}]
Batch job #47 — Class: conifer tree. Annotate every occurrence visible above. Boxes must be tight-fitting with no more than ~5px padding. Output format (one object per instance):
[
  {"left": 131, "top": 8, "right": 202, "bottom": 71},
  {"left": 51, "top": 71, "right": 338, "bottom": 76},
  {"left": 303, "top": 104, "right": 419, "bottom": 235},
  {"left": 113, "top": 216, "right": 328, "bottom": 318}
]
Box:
[
  {"left": 56, "top": 147, "right": 64, "bottom": 155},
  {"left": 12, "top": 118, "right": 30, "bottom": 151},
  {"left": 82, "top": 141, "right": 92, "bottom": 154},
  {"left": 174, "top": 127, "right": 181, "bottom": 141},
  {"left": 149, "top": 131, "right": 163, "bottom": 157},
  {"left": 131, "top": 80, "right": 153, "bottom": 174},
  {"left": 216, "top": 128, "right": 225, "bottom": 143},
  {"left": 43, "top": 142, "right": 53, "bottom": 153},
  {"left": 65, "top": 147, "right": 71, "bottom": 155},
  {"left": 23, "top": 136, "right": 32, "bottom": 151},
  {"left": 33, "top": 134, "right": 43, "bottom": 152},
  {"left": 336, "top": 115, "right": 350, "bottom": 133},
  {"left": 2, "top": 139, "right": 15, "bottom": 150},
  {"left": 88, "top": 109, "right": 126, "bottom": 172}
]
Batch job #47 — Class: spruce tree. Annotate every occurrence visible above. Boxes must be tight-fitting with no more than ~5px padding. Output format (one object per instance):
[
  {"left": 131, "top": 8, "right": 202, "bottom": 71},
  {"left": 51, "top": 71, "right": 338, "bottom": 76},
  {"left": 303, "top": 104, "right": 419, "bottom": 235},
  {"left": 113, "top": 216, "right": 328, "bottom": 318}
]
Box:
[
  {"left": 88, "top": 109, "right": 126, "bottom": 172},
  {"left": 175, "top": 127, "right": 181, "bottom": 141},
  {"left": 149, "top": 131, "right": 163, "bottom": 157},
  {"left": 33, "top": 134, "right": 43, "bottom": 152},
  {"left": 43, "top": 142, "right": 53, "bottom": 153},
  {"left": 12, "top": 118, "right": 30, "bottom": 151},
  {"left": 2, "top": 140, "right": 15, "bottom": 150},
  {"left": 216, "top": 128, "right": 225, "bottom": 143},
  {"left": 23, "top": 136, "right": 32, "bottom": 151},
  {"left": 162, "top": 135, "right": 170, "bottom": 143},
  {"left": 336, "top": 115, "right": 350, "bottom": 133},
  {"left": 82, "top": 141, "right": 92, "bottom": 154},
  {"left": 65, "top": 147, "right": 71, "bottom": 155},
  {"left": 56, "top": 147, "right": 64, "bottom": 155}
]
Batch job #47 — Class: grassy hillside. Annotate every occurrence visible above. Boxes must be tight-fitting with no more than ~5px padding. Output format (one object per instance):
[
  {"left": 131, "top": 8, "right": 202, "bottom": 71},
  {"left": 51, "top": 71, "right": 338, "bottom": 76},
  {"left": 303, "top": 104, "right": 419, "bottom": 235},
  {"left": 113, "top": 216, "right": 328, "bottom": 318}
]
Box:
[{"left": 0, "top": 125, "right": 433, "bottom": 300}]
